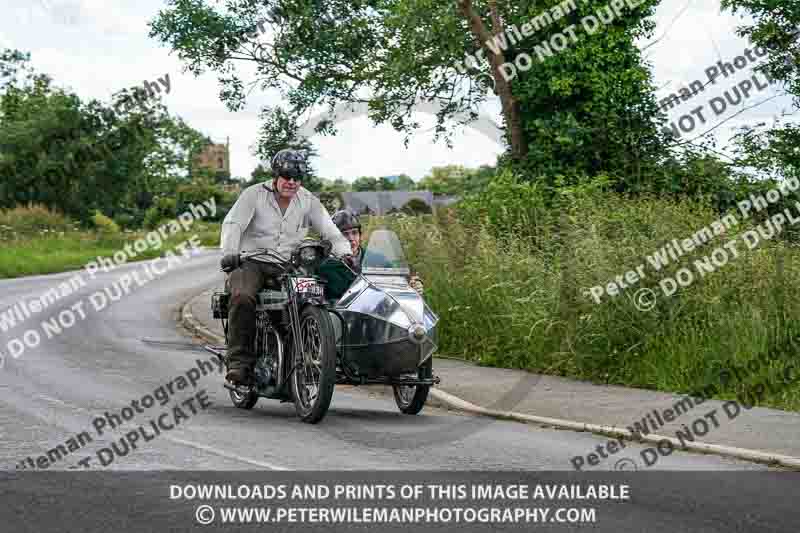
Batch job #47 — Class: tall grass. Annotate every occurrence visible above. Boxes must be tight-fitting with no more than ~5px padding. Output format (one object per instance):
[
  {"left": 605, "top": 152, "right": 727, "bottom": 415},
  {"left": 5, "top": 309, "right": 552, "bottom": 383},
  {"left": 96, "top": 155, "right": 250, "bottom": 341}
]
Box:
[{"left": 370, "top": 192, "right": 800, "bottom": 411}]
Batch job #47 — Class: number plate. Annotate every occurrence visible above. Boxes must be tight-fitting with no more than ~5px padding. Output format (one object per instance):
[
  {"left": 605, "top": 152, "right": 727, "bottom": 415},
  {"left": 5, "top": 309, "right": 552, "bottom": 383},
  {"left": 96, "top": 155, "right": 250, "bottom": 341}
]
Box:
[{"left": 292, "top": 277, "right": 323, "bottom": 296}]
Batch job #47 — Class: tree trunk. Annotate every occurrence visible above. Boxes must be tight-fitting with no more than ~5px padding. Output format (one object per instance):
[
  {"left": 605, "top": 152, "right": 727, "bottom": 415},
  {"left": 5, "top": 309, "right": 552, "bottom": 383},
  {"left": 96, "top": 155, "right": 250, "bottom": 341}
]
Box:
[{"left": 456, "top": 0, "right": 528, "bottom": 161}]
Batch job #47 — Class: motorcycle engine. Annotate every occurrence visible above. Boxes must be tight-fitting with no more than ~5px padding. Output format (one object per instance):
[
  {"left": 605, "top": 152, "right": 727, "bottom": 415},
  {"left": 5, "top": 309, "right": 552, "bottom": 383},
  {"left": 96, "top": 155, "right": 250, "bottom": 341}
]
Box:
[{"left": 254, "top": 317, "right": 283, "bottom": 387}]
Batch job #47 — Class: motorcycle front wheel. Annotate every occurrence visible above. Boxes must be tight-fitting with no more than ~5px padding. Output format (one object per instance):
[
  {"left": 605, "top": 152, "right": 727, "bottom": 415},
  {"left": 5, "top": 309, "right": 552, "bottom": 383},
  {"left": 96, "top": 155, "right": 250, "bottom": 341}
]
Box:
[
  {"left": 290, "top": 305, "right": 337, "bottom": 423},
  {"left": 393, "top": 358, "right": 432, "bottom": 415}
]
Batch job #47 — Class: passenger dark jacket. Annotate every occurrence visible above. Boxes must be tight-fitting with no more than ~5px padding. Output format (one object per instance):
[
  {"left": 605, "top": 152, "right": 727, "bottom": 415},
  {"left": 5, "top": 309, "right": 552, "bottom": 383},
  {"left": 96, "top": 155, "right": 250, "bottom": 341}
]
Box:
[
  {"left": 319, "top": 247, "right": 364, "bottom": 301},
  {"left": 320, "top": 247, "right": 399, "bottom": 300}
]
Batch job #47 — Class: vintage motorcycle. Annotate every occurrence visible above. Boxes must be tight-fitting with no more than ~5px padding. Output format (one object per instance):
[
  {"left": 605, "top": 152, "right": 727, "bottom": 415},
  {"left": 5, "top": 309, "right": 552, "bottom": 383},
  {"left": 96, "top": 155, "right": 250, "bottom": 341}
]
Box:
[{"left": 206, "top": 229, "right": 440, "bottom": 424}]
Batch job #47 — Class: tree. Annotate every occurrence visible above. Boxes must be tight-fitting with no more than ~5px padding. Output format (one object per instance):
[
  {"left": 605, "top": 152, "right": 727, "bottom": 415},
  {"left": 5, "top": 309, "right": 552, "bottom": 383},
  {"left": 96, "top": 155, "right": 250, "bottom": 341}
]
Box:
[
  {"left": 505, "top": 0, "right": 668, "bottom": 188},
  {"left": 649, "top": 149, "right": 740, "bottom": 213},
  {"left": 720, "top": 1, "right": 800, "bottom": 98},
  {"left": 394, "top": 174, "right": 416, "bottom": 191},
  {"left": 252, "top": 105, "right": 317, "bottom": 164},
  {"left": 248, "top": 164, "right": 271, "bottom": 186},
  {"left": 718, "top": 1, "right": 800, "bottom": 194},
  {"left": 148, "top": 0, "right": 666, "bottom": 187},
  {"left": 352, "top": 176, "right": 379, "bottom": 192},
  {"left": 321, "top": 178, "right": 350, "bottom": 193},
  {"left": 149, "top": 2, "right": 502, "bottom": 155},
  {"left": 401, "top": 198, "right": 433, "bottom": 215},
  {"left": 0, "top": 48, "right": 212, "bottom": 225},
  {"left": 464, "top": 164, "right": 495, "bottom": 194},
  {"left": 417, "top": 165, "right": 470, "bottom": 195},
  {"left": 0, "top": 50, "right": 149, "bottom": 222},
  {"left": 378, "top": 177, "right": 397, "bottom": 191}
]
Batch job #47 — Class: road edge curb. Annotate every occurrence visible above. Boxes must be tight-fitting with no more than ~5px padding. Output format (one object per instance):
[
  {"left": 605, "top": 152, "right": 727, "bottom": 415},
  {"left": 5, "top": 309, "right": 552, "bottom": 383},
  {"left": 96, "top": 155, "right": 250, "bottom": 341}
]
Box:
[
  {"left": 179, "top": 291, "right": 800, "bottom": 471},
  {"left": 180, "top": 293, "right": 226, "bottom": 345}
]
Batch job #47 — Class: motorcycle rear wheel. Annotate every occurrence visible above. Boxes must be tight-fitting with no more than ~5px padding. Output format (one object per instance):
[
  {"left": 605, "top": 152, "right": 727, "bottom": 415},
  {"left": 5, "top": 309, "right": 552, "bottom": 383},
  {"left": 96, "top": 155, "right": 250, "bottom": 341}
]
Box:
[
  {"left": 290, "top": 305, "right": 337, "bottom": 423},
  {"left": 393, "top": 358, "right": 432, "bottom": 415}
]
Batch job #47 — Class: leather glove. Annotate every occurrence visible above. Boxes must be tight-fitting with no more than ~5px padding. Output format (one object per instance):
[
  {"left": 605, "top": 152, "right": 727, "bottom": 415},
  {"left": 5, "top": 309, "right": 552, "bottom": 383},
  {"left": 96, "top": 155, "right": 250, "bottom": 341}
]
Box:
[
  {"left": 220, "top": 253, "right": 241, "bottom": 273},
  {"left": 409, "top": 275, "right": 424, "bottom": 296},
  {"left": 341, "top": 254, "right": 360, "bottom": 273}
]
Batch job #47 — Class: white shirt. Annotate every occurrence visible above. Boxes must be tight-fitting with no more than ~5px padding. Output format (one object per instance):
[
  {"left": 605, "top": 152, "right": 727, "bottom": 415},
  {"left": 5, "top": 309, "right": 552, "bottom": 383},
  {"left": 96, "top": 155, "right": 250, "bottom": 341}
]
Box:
[{"left": 220, "top": 181, "right": 350, "bottom": 261}]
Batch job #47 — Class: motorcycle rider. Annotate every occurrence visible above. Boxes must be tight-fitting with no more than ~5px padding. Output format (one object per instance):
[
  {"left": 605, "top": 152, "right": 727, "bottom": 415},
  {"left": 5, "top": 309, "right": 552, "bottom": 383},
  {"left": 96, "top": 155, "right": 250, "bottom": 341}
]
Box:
[
  {"left": 219, "top": 148, "right": 353, "bottom": 386},
  {"left": 319, "top": 209, "right": 424, "bottom": 301}
]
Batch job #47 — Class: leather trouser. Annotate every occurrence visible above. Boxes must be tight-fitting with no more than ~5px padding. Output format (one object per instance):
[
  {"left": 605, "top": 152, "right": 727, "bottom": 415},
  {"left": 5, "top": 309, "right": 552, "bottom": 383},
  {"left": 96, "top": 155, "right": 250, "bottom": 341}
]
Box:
[{"left": 226, "top": 261, "right": 283, "bottom": 373}]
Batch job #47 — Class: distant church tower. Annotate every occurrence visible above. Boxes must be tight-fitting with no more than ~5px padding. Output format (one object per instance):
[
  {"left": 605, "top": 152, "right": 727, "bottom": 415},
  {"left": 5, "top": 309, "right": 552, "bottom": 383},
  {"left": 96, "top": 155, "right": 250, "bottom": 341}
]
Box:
[{"left": 192, "top": 136, "right": 230, "bottom": 176}]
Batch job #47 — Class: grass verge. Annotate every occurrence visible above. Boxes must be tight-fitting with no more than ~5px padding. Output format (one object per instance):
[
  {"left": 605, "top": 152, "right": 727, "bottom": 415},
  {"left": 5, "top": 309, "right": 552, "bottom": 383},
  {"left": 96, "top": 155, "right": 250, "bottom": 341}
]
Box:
[
  {"left": 368, "top": 193, "right": 800, "bottom": 412},
  {"left": 0, "top": 222, "right": 220, "bottom": 279}
]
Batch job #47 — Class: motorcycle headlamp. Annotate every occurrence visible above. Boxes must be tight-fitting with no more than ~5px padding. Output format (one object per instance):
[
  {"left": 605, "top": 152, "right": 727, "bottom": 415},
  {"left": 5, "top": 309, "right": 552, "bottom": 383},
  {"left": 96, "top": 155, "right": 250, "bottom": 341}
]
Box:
[
  {"left": 299, "top": 246, "right": 319, "bottom": 265},
  {"left": 293, "top": 241, "right": 328, "bottom": 270}
]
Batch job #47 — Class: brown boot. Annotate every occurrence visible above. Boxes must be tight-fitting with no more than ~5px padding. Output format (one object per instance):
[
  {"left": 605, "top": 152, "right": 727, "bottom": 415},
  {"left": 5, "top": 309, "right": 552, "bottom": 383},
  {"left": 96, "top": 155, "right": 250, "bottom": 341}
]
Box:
[{"left": 225, "top": 365, "right": 254, "bottom": 387}]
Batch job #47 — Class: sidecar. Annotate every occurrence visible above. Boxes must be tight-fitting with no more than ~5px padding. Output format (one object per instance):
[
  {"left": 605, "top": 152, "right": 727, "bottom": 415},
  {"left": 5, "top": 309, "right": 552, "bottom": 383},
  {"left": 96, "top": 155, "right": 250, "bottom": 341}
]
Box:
[{"left": 327, "top": 229, "right": 440, "bottom": 413}]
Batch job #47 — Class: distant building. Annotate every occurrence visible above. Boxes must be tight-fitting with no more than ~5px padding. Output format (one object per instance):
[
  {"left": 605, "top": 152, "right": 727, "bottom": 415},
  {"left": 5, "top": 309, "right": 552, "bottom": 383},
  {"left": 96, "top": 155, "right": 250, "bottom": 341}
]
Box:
[
  {"left": 192, "top": 137, "right": 230, "bottom": 176},
  {"left": 432, "top": 195, "right": 459, "bottom": 208},
  {"left": 336, "top": 191, "right": 435, "bottom": 216}
]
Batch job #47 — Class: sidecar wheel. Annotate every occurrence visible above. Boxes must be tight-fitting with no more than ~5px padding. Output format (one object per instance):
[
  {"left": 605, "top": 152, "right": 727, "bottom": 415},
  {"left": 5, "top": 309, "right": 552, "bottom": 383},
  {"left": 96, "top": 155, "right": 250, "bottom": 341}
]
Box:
[
  {"left": 291, "top": 305, "right": 337, "bottom": 424},
  {"left": 393, "top": 359, "right": 432, "bottom": 415}
]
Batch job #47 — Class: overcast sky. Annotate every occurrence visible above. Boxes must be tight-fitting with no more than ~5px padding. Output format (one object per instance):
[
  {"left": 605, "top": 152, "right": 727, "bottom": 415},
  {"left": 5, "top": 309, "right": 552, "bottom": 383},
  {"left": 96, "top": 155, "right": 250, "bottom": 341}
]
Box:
[{"left": 1, "top": 0, "right": 794, "bottom": 182}]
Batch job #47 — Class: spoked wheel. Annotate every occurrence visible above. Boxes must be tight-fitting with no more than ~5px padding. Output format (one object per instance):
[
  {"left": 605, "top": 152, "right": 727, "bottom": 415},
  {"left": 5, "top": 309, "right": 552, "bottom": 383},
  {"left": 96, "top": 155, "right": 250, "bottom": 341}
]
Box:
[
  {"left": 290, "top": 305, "right": 337, "bottom": 423},
  {"left": 393, "top": 358, "right": 432, "bottom": 415}
]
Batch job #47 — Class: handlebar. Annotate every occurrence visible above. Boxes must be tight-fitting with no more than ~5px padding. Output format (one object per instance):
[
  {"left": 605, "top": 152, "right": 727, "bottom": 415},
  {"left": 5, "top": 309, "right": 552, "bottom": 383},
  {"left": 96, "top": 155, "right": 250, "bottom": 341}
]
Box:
[
  {"left": 235, "top": 248, "right": 292, "bottom": 274},
  {"left": 240, "top": 248, "right": 289, "bottom": 263},
  {"left": 233, "top": 247, "right": 358, "bottom": 276}
]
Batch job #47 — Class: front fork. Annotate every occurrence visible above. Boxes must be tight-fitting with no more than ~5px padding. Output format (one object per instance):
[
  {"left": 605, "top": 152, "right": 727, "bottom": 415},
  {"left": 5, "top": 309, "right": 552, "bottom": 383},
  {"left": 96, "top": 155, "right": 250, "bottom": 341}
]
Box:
[{"left": 283, "top": 278, "right": 309, "bottom": 386}]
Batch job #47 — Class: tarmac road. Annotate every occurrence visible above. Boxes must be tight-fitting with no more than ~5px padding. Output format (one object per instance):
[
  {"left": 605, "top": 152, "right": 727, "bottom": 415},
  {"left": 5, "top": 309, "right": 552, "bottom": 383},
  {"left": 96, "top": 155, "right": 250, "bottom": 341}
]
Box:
[
  {"left": 1, "top": 249, "right": 797, "bottom": 532},
  {"left": 0, "top": 249, "right": 776, "bottom": 471}
]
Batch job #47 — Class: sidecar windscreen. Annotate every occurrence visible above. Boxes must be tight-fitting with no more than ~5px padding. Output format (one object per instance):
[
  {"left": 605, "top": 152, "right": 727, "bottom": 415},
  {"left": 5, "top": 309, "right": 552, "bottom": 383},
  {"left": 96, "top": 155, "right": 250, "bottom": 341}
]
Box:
[{"left": 361, "top": 229, "right": 410, "bottom": 276}]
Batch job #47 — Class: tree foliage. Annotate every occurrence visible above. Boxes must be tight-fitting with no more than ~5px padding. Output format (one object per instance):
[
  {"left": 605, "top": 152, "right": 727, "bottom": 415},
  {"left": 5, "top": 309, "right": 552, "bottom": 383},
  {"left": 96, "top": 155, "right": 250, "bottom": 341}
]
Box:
[
  {"left": 0, "top": 49, "right": 219, "bottom": 226},
  {"left": 721, "top": 0, "right": 800, "bottom": 99},
  {"left": 352, "top": 176, "right": 381, "bottom": 192},
  {"left": 416, "top": 164, "right": 495, "bottom": 195},
  {"left": 393, "top": 174, "right": 416, "bottom": 190},
  {"left": 503, "top": 0, "right": 669, "bottom": 188},
  {"left": 148, "top": 0, "right": 668, "bottom": 190},
  {"left": 719, "top": 0, "right": 800, "bottom": 193}
]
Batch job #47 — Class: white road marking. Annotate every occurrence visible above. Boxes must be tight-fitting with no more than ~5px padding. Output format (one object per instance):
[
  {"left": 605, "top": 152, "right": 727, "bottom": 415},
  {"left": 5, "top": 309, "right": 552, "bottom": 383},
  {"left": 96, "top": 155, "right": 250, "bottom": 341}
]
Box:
[{"left": 165, "top": 436, "right": 289, "bottom": 470}]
